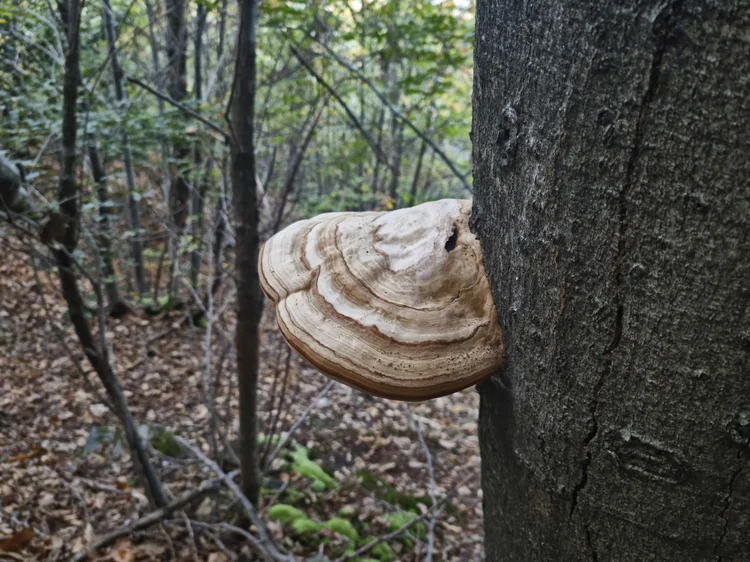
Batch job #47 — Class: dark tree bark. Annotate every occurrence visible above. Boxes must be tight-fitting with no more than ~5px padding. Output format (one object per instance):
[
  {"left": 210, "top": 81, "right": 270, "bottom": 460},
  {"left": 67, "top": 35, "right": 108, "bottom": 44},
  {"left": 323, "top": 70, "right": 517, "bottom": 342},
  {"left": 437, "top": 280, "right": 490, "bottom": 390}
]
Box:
[
  {"left": 231, "top": 0, "right": 262, "bottom": 506},
  {"left": 56, "top": 0, "right": 128, "bottom": 314},
  {"left": 165, "top": 0, "right": 190, "bottom": 246},
  {"left": 472, "top": 2, "right": 750, "bottom": 561},
  {"left": 54, "top": 0, "right": 167, "bottom": 509}
]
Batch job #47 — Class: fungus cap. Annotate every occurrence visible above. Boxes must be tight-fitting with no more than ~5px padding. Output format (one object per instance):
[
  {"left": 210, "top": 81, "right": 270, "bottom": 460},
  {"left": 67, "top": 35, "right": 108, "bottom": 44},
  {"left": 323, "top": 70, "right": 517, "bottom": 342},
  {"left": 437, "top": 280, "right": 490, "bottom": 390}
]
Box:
[{"left": 259, "top": 198, "right": 503, "bottom": 400}]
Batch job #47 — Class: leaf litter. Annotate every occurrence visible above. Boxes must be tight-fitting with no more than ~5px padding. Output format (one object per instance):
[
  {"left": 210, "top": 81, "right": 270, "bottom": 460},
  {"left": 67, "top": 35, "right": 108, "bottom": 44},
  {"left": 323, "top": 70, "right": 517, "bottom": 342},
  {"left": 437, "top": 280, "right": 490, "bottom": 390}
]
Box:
[{"left": 0, "top": 233, "right": 483, "bottom": 561}]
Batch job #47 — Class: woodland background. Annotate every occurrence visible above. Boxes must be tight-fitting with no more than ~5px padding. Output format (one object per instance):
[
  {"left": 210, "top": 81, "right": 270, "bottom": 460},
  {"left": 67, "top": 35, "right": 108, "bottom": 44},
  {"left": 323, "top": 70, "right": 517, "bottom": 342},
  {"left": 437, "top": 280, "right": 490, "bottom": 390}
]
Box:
[{"left": 0, "top": 0, "right": 483, "bottom": 560}]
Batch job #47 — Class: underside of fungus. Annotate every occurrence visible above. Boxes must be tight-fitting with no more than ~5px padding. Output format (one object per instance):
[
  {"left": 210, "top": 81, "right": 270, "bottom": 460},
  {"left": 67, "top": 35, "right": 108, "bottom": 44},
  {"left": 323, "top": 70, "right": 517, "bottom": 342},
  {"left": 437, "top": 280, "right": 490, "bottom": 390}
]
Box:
[{"left": 258, "top": 198, "right": 504, "bottom": 401}]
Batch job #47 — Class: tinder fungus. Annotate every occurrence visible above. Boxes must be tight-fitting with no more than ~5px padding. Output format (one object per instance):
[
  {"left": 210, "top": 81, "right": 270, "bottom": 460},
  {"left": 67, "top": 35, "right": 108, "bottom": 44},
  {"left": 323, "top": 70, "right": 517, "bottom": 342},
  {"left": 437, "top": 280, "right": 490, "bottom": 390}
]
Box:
[{"left": 259, "top": 199, "right": 503, "bottom": 400}]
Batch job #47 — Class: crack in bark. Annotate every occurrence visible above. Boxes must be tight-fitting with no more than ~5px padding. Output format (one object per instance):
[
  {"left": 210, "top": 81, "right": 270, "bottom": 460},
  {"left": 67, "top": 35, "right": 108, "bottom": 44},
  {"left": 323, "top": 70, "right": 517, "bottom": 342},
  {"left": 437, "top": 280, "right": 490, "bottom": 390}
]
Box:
[
  {"left": 570, "top": 0, "right": 684, "bottom": 520},
  {"left": 585, "top": 525, "right": 599, "bottom": 562},
  {"left": 713, "top": 451, "right": 744, "bottom": 561}
]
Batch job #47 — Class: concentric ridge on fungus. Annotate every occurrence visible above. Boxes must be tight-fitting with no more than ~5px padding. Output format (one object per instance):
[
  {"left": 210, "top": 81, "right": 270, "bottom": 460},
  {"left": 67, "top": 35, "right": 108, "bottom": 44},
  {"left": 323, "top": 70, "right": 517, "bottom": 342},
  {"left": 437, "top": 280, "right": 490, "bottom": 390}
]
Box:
[{"left": 258, "top": 198, "right": 504, "bottom": 401}]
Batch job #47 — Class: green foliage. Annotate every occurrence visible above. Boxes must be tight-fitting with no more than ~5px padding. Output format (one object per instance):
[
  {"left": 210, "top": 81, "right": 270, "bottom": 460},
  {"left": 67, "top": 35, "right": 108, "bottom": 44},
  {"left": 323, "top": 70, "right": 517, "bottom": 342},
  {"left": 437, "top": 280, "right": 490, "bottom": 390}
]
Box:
[
  {"left": 356, "top": 469, "right": 433, "bottom": 512},
  {"left": 325, "top": 517, "right": 359, "bottom": 543},
  {"left": 290, "top": 445, "right": 337, "bottom": 490},
  {"left": 268, "top": 504, "right": 307, "bottom": 525},
  {"left": 149, "top": 427, "right": 182, "bottom": 457},
  {"left": 357, "top": 538, "right": 395, "bottom": 562},
  {"left": 383, "top": 511, "right": 427, "bottom": 542}
]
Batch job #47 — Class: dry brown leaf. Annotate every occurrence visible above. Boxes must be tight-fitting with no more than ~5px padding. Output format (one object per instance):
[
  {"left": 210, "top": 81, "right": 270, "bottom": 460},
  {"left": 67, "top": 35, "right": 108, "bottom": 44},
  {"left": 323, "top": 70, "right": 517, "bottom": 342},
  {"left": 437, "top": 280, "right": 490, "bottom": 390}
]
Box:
[
  {"left": 0, "top": 527, "right": 34, "bottom": 552},
  {"left": 5, "top": 447, "right": 44, "bottom": 463}
]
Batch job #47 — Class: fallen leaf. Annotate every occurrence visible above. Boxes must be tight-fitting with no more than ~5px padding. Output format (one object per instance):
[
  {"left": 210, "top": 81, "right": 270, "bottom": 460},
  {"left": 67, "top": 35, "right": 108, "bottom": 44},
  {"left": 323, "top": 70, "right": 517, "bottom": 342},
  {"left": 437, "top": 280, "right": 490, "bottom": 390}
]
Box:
[
  {"left": 6, "top": 447, "right": 44, "bottom": 463},
  {"left": 89, "top": 404, "right": 109, "bottom": 418},
  {"left": 0, "top": 527, "right": 34, "bottom": 552}
]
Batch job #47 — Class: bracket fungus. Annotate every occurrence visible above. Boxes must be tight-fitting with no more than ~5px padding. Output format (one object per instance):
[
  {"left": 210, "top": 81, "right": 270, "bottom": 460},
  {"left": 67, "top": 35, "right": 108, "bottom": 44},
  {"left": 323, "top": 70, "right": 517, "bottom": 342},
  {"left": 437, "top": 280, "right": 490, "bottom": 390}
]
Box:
[{"left": 259, "top": 198, "right": 504, "bottom": 401}]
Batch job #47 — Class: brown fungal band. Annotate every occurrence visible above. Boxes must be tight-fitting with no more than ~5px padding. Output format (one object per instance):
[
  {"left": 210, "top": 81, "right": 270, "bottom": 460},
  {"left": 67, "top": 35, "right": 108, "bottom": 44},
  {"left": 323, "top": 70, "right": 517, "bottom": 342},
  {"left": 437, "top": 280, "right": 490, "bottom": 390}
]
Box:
[{"left": 259, "top": 199, "right": 504, "bottom": 401}]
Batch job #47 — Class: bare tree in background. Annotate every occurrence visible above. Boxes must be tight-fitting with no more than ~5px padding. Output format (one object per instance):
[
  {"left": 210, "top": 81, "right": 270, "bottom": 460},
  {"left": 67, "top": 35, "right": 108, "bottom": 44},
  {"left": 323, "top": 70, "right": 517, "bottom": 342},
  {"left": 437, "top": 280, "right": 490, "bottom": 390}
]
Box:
[
  {"left": 102, "top": 0, "right": 147, "bottom": 298},
  {"left": 165, "top": 0, "right": 189, "bottom": 297},
  {"left": 189, "top": 1, "right": 208, "bottom": 290},
  {"left": 230, "top": 0, "right": 263, "bottom": 505}
]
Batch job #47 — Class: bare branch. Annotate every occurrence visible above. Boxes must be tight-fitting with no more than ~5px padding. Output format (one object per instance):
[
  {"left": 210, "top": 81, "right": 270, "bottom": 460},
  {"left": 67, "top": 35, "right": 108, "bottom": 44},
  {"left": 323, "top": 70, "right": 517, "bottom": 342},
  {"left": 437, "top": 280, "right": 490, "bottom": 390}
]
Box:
[
  {"left": 313, "top": 40, "right": 473, "bottom": 194},
  {"left": 289, "top": 46, "right": 394, "bottom": 173},
  {"left": 127, "top": 76, "right": 229, "bottom": 140},
  {"left": 72, "top": 473, "right": 234, "bottom": 561},
  {"left": 174, "top": 436, "right": 294, "bottom": 562},
  {"left": 265, "top": 379, "right": 336, "bottom": 470},
  {"left": 408, "top": 409, "right": 439, "bottom": 562}
]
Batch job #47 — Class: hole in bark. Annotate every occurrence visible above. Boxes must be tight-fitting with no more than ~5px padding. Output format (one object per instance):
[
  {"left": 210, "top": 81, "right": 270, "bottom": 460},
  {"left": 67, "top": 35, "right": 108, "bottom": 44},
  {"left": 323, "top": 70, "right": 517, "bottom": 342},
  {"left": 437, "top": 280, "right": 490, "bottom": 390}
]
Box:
[{"left": 445, "top": 227, "right": 458, "bottom": 252}]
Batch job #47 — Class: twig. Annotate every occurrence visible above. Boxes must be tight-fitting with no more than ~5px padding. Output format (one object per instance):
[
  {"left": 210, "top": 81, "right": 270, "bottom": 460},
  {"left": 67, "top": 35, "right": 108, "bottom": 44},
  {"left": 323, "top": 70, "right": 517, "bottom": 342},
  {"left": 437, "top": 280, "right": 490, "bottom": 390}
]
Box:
[
  {"left": 29, "top": 255, "right": 115, "bottom": 413},
  {"left": 127, "top": 76, "right": 229, "bottom": 140},
  {"left": 174, "top": 436, "right": 294, "bottom": 562},
  {"left": 408, "top": 410, "right": 439, "bottom": 562},
  {"left": 265, "top": 379, "right": 336, "bottom": 470},
  {"left": 160, "top": 523, "right": 176, "bottom": 560},
  {"left": 72, "top": 474, "right": 232, "bottom": 561},
  {"left": 289, "top": 46, "right": 393, "bottom": 172},
  {"left": 181, "top": 511, "right": 199, "bottom": 562},
  {"left": 313, "top": 40, "right": 473, "bottom": 194},
  {"left": 335, "top": 473, "right": 476, "bottom": 562}
]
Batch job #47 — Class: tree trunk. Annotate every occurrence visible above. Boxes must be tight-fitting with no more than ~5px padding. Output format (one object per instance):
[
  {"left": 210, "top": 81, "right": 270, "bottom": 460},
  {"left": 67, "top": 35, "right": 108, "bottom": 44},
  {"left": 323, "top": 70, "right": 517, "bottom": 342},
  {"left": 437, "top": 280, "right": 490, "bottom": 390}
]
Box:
[
  {"left": 165, "top": 0, "right": 189, "bottom": 298},
  {"left": 231, "top": 0, "right": 262, "bottom": 506},
  {"left": 56, "top": 0, "right": 127, "bottom": 314},
  {"left": 189, "top": 2, "right": 208, "bottom": 290},
  {"left": 408, "top": 110, "right": 432, "bottom": 206},
  {"left": 55, "top": 0, "right": 167, "bottom": 509},
  {"left": 102, "top": 0, "right": 147, "bottom": 298},
  {"left": 371, "top": 106, "right": 386, "bottom": 197},
  {"left": 86, "top": 135, "right": 129, "bottom": 317},
  {"left": 472, "top": 2, "right": 750, "bottom": 561}
]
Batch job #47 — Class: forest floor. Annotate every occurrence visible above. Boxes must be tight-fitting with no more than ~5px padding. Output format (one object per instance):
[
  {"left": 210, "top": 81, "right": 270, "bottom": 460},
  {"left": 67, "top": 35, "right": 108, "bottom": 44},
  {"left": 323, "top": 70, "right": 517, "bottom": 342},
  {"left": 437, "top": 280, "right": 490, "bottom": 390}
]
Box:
[{"left": 0, "top": 232, "right": 484, "bottom": 561}]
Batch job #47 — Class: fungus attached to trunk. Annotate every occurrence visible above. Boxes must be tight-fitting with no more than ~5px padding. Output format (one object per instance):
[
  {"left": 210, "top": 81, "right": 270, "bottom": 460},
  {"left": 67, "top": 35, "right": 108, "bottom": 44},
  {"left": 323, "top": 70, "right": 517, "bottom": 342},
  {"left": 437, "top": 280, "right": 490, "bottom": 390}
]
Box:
[{"left": 259, "top": 198, "right": 504, "bottom": 400}]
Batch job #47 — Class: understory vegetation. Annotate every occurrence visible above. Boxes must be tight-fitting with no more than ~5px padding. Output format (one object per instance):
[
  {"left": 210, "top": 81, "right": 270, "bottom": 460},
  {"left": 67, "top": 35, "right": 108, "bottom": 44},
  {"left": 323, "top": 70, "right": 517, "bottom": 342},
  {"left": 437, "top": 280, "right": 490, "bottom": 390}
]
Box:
[{"left": 0, "top": 0, "right": 481, "bottom": 560}]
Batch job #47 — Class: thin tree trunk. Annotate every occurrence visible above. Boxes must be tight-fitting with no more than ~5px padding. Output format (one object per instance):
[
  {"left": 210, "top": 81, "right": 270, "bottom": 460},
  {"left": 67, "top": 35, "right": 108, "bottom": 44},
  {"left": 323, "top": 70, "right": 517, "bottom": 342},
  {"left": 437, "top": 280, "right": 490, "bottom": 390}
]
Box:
[
  {"left": 102, "top": 0, "right": 147, "bottom": 298},
  {"left": 271, "top": 94, "right": 329, "bottom": 234},
  {"left": 56, "top": 0, "right": 127, "bottom": 313},
  {"left": 473, "top": 1, "right": 750, "bottom": 560},
  {"left": 231, "top": 0, "right": 262, "bottom": 506},
  {"left": 144, "top": 0, "right": 173, "bottom": 304},
  {"left": 55, "top": 0, "right": 167, "bottom": 509},
  {"left": 86, "top": 136, "right": 129, "bottom": 316},
  {"left": 209, "top": 155, "right": 228, "bottom": 299},
  {"left": 408, "top": 111, "right": 432, "bottom": 206},
  {"left": 208, "top": 7, "right": 231, "bottom": 299},
  {"left": 387, "top": 119, "right": 404, "bottom": 204},
  {"left": 144, "top": 0, "right": 170, "bottom": 202},
  {"left": 165, "top": 0, "right": 189, "bottom": 298},
  {"left": 371, "top": 106, "right": 386, "bottom": 195},
  {"left": 189, "top": 2, "right": 208, "bottom": 289}
]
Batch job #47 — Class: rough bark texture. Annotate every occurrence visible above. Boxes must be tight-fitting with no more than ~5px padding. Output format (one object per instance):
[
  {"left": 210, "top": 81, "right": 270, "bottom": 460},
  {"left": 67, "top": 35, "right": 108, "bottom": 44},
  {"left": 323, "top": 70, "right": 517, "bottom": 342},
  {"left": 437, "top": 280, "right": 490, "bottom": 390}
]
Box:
[
  {"left": 231, "top": 0, "right": 262, "bottom": 506},
  {"left": 472, "top": 1, "right": 750, "bottom": 561}
]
